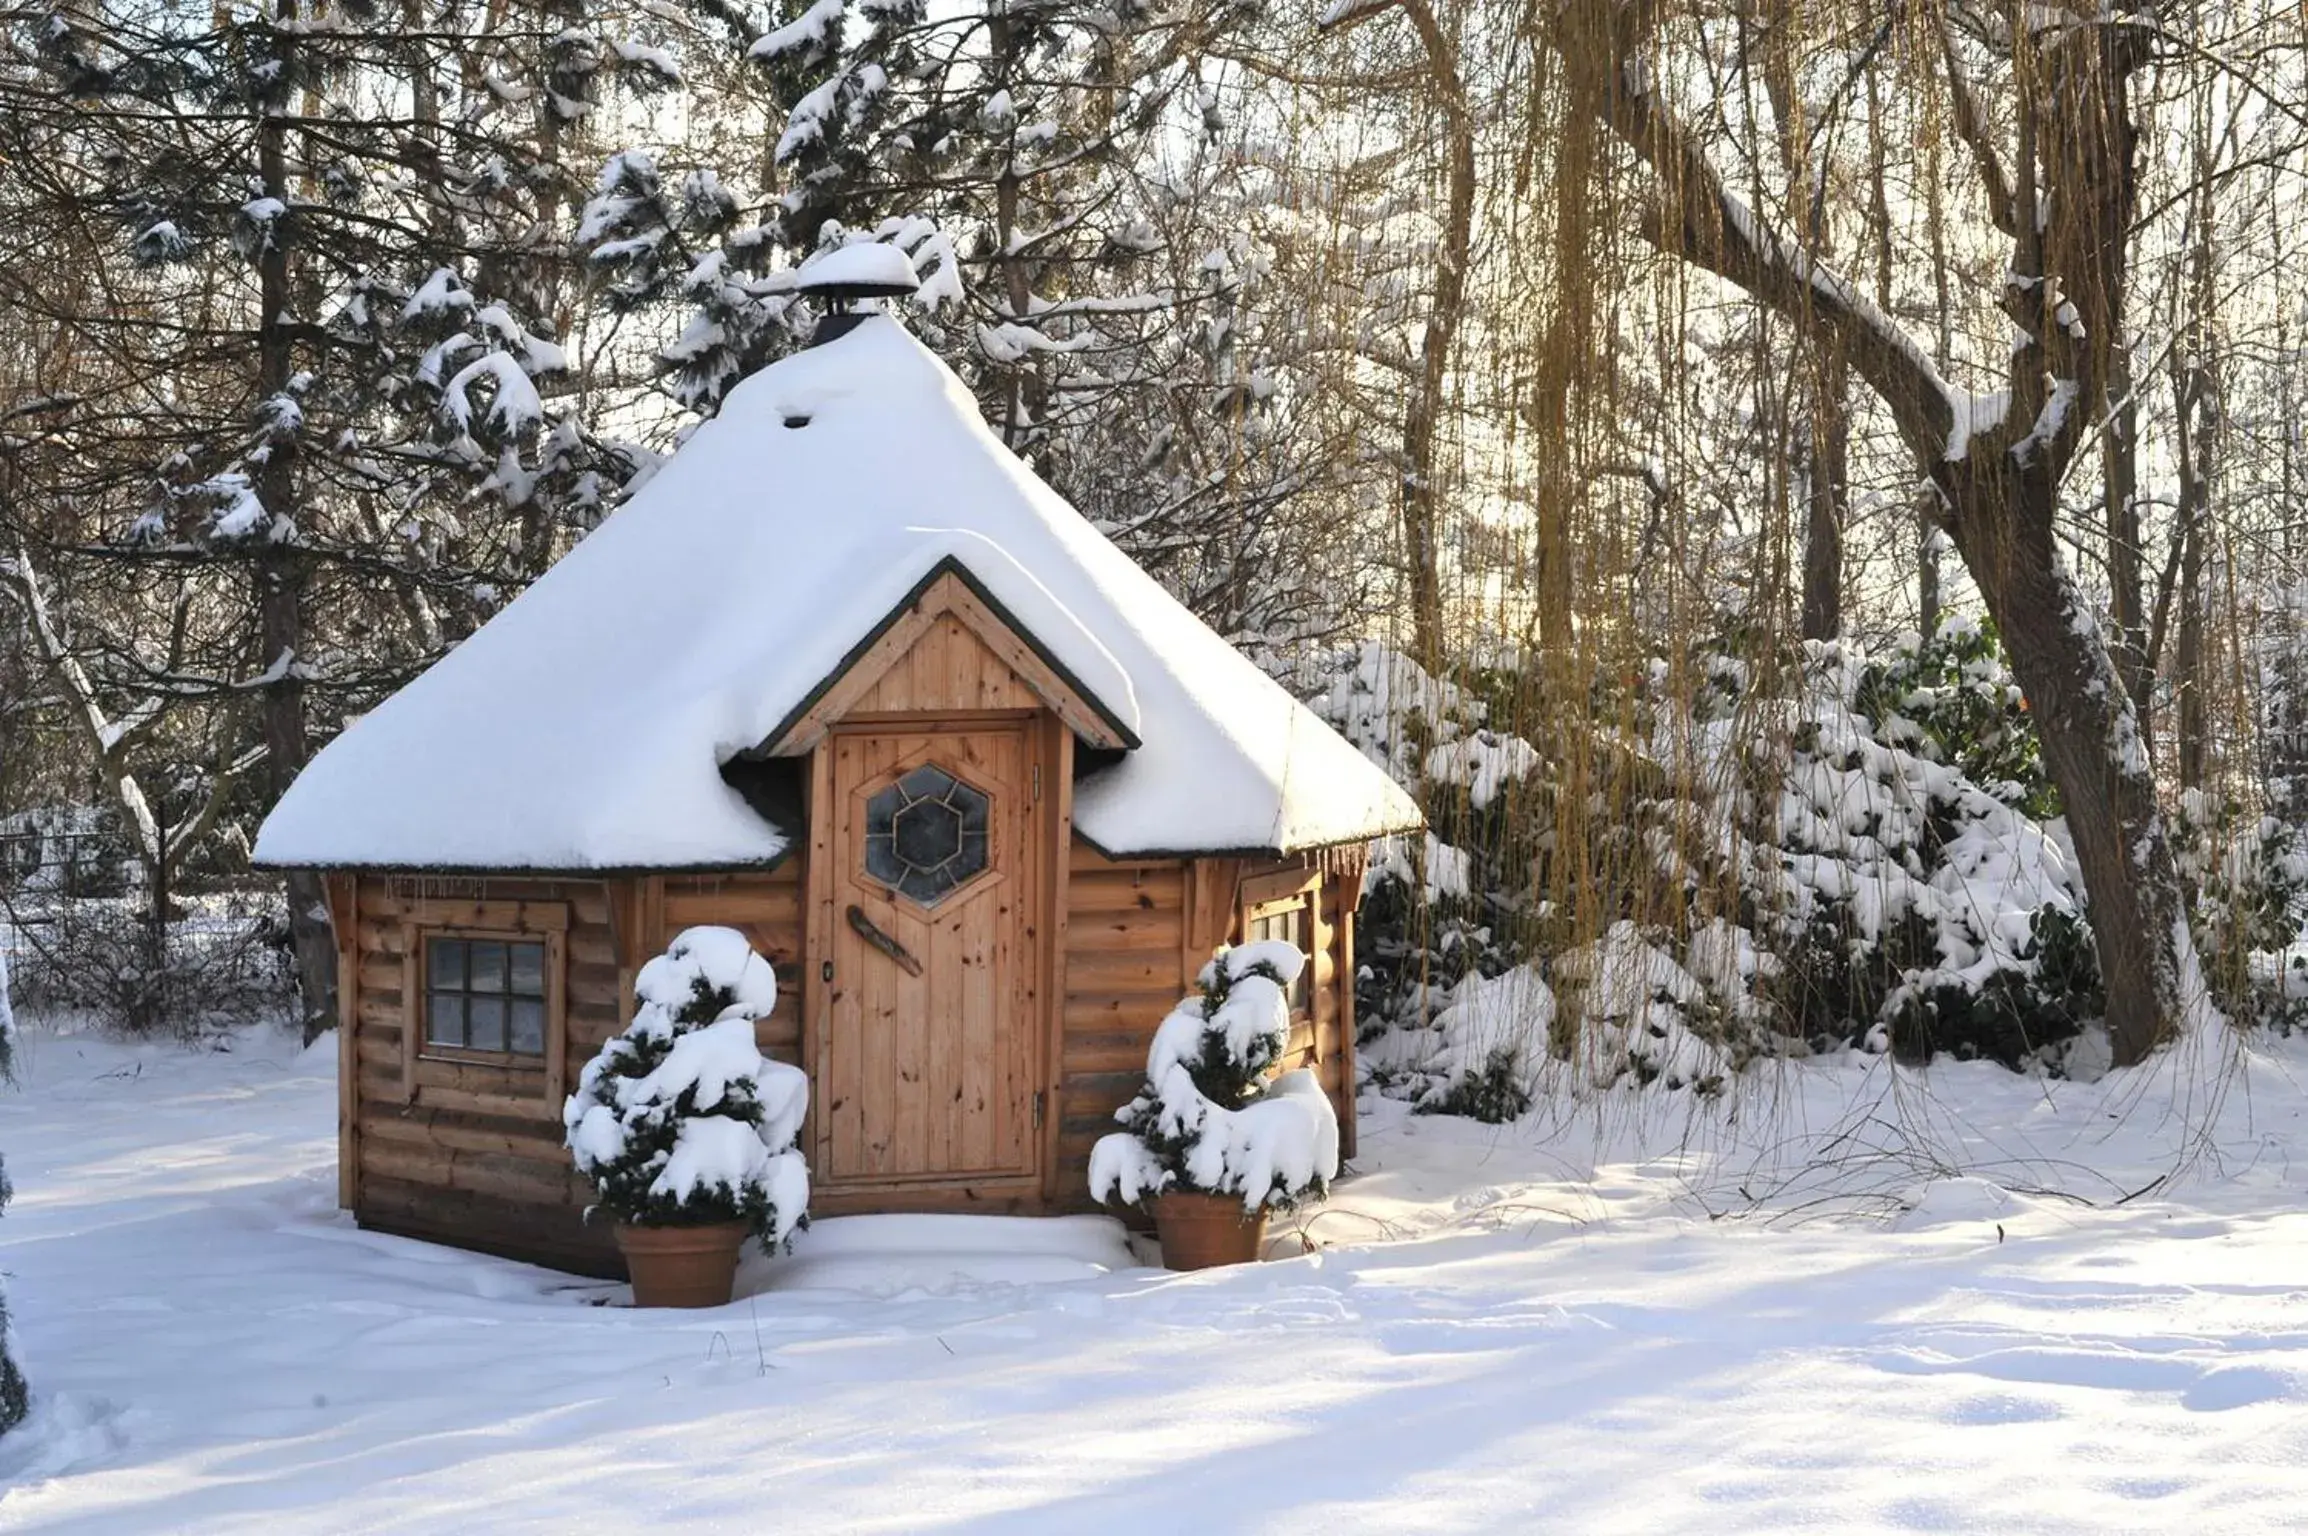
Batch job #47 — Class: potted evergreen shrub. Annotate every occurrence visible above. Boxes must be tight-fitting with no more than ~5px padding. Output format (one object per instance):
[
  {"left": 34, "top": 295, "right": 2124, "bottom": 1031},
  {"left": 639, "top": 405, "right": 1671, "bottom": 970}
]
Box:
[
  {"left": 1089, "top": 941, "right": 1340, "bottom": 1268},
  {"left": 564, "top": 926, "right": 809, "bottom": 1307}
]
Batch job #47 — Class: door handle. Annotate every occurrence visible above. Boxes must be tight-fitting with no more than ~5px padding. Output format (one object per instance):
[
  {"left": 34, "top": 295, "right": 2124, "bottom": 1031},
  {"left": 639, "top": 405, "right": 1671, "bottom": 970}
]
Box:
[{"left": 846, "top": 904, "right": 925, "bottom": 977}]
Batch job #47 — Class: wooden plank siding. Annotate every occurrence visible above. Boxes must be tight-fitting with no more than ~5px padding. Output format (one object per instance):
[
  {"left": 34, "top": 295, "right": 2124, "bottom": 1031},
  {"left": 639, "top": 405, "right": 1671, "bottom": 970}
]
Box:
[
  {"left": 658, "top": 870, "right": 807, "bottom": 1064},
  {"left": 1051, "top": 844, "right": 1363, "bottom": 1210},
  {"left": 1055, "top": 846, "right": 1188, "bottom": 1207},
  {"left": 343, "top": 870, "right": 804, "bottom": 1276},
  {"left": 331, "top": 819, "right": 1361, "bottom": 1273},
  {"left": 763, "top": 570, "right": 1127, "bottom": 757},
  {"left": 346, "top": 875, "right": 619, "bottom": 1274},
  {"left": 850, "top": 613, "right": 1044, "bottom": 716}
]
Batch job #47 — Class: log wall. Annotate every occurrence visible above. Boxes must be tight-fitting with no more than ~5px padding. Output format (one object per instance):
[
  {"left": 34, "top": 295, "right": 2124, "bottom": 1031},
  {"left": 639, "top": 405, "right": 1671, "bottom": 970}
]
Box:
[
  {"left": 1051, "top": 844, "right": 1361, "bottom": 1210},
  {"left": 345, "top": 874, "right": 623, "bottom": 1275},
  {"left": 333, "top": 841, "right": 1359, "bottom": 1271},
  {"left": 1053, "top": 847, "right": 1190, "bottom": 1207},
  {"left": 341, "top": 867, "right": 806, "bottom": 1276}
]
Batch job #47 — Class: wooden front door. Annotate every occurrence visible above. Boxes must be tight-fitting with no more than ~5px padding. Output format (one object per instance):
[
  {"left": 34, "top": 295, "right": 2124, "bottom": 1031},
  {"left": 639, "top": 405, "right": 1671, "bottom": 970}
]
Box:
[{"left": 817, "top": 723, "right": 1041, "bottom": 1192}]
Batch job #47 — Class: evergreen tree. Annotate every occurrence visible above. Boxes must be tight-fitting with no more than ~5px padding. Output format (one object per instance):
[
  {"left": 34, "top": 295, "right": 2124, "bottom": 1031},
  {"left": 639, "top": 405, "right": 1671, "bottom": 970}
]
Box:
[
  {"left": 573, "top": 0, "right": 1373, "bottom": 639},
  {"left": 564, "top": 927, "right": 809, "bottom": 1245},
  {"left": 0, "top": 3, "right": 648, "bottom": 1034},
  {"left": 1090, "top": 942, "right": 1339, "bottom": 1212}
]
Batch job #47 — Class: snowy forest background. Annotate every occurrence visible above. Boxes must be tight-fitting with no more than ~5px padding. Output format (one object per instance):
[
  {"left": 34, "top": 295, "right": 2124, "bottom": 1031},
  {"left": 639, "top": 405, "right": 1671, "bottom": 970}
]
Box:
[{"left": 3, "top": 0, "right": 2307, "bottom": 1105}]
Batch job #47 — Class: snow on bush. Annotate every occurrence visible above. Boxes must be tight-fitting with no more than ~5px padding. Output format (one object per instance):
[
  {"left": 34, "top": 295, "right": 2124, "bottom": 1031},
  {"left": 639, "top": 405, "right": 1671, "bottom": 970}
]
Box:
[
  {"left": 1756, "top": 627, "right": 2100, "bottom": 1064},
  {"left": 564, "top": 926, "right": 809, "bottom": 1246},
  {"left": 1299, "top": 641, "right": 1462, "bottom": 773},
  {"left": 1362, "top": 964, "right": 1551, "bottom": 1122},
  {"left": 1298, "top": 644, "right": 1524, "bottom": 1057},
  {"left": 1090, "top": 941, "right": 1339, "bottom": 1214},
  {"left": 2172, "top": 786, "right": 2308, "bottom": 1031},
  {"left": 1347, "top": 619, "right": 2122, "bottom": 1121},
  {"left": 0, "top": 945, "right": 27, "bottom": 1434},
  {"left": 1553, "top": 922, "right": 1740, "bottom": 1094},
  {"left": 1365, "top": 921, "right": 1758, "bottom": 1118}
]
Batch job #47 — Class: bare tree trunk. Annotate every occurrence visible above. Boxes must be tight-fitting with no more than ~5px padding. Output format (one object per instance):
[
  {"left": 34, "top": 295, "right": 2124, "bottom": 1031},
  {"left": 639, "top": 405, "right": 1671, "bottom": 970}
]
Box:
[
  {"left": 1526, "top": 55, "right": 1598, "bottom": 658},
  {"left": 1761, "top": 3, "right": 1843, "bottom": 642},
  {"left": 1921, "top": 115, "right": 1954, "bottom": 641},
  {"left": 2105, "top": 360, "right": 2149, "bottom": 719},
  {"left": 256, "top": 6, "right": 335, "bottom": 1043},
  {"left": 1799, "top": 358, "right": 1848, "bottom": 642},
  {"left": 1554, "top": 0, "right": 2191, "bottom": 1064},
  {"left": 1325, "top": 0, "right": 1471, "bottom": 666},
  {"left": 1918, "top": 516, "right": 1941, "bottom": 638},
  {"left": 984, "top": 14, "right": 1049, "bottom": 464},
  {"left": 1945, "top": 462, "right": 2188, "bottom": 1066},
  {"left": 2174, "top": 511, "right": 2205, "bottom": 790},
  {"left": 2171, "top": 350, "right": 2218, "bottom": 791},
  {"left": 2170, "top": 88, "right": 2225, "bottom": 794},
  {"left": 1405, "top": 1, "right": 1472, "bottom": 666}
]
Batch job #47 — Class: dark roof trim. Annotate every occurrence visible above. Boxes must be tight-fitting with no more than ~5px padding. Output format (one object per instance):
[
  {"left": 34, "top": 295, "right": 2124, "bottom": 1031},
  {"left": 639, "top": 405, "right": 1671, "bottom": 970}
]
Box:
[
  {"left": 1072, "top": 815, "right": 1425, "bottom": 865},
  {"left": 747, "top": 553, "right": 1141, "bottom": 757}
]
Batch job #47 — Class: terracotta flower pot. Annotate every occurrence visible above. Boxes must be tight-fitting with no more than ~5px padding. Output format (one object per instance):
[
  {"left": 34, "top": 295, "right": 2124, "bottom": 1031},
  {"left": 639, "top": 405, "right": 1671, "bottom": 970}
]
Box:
[
  {"left": 614, "top": 1220, "right": 751, "bottom": 1308},
  {"left": 1153, "top": 1190, "right": 1269, "bottom": 1270}
]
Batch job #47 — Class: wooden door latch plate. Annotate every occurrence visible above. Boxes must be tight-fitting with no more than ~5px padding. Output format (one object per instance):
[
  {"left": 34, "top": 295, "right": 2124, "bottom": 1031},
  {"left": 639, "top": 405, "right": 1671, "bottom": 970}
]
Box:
[{"left": 846, "top": 904, "right": 925, "bottom": 977}]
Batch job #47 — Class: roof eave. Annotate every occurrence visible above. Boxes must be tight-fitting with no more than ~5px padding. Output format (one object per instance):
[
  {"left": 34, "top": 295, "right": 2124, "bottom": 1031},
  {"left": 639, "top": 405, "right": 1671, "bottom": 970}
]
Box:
[
  {"left": 1073, "top": 813, "right": 1426, "bottom": 865},
  {"left": 250, "top": 848, "right": 799, "bottom": 879}
]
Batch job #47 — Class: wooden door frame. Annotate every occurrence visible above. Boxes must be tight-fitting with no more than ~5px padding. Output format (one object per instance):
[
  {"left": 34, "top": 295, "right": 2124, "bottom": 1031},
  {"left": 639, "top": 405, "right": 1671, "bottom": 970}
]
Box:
[
  {"left": 1037, "top": 714, "right": 1074, "bottom": 1208},
  {"left": 801, "top": 710, "right": 1063, "bottom": 1208}
]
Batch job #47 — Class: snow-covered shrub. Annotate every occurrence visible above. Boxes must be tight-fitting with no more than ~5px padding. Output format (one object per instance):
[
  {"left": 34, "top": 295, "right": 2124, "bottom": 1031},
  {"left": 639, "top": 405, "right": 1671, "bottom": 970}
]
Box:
[
  {"left": 2256, "top": 580, "right": 2308, "bottom": 829},
  {"left": 0, "top": 945, "right": 28, "bottom": 1434},
  {"left": 1554, "top": 922, "right": 1743, "bottom": 1094},
  {"left": 2195, "top": 584, "right": 2308, "bottom": 1034},
  {"left": 1853, "top": 619, "right": 2055, "bottom": 819},
  {"left": 1757, "top": 638, "right": 2100, "bottom": 1067},
  {"left": 564, "top": 926, "right": 809, "bottom": 1246},
  {"left": 2171, "top": 789, "right": 2308, "bottom": 1032},
  {"left": 1336, "top": 618, "right": 2110, "bottom": 1115},
  {"left": 4, "top": 892, "right": 294, "bottom": 1036},
  {"left": 1298, "top": 644, "right": 1532, "bottom": 1056},
  {"left": 1364, "top": 964, "right": 1549, "bottom": 1119},
  {"left": 2247, "top": 946, "right": 2308, "bottom": 1036},
  {"left": 2172, "top": 789, "right": 2308, "bottom": 956},
  {"left": 1353, "top": 833, "right": 1508, "bottom": 1069},
  {"left": 1089, "top": 942, "right": 1340, "bottom": 1213},
  {"left": 1367, "top": 921, "right": 1759, "bottom": 1113}
]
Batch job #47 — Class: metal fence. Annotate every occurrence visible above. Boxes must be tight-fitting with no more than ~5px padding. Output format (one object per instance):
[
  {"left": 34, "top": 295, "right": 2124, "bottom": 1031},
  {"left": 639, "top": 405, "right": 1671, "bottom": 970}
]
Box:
[
  {"left": 0, "top": 820, "right": 281, "bottom": 1004},
  {"left": 0, "top": 826, "right": 132, "bottom": 971}
]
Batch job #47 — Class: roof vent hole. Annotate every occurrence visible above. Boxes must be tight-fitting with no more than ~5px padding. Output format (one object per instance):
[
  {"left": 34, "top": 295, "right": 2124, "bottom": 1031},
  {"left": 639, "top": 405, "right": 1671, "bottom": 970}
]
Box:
[{"left": 782, "top": 414, "right": 811, "bottom": 429}]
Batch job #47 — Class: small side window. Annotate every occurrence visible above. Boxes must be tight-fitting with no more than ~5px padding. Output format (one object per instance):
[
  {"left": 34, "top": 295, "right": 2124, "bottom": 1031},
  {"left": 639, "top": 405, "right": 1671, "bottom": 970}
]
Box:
[{"left": 422, "top": 933, "right": 549, "bottom": 1059}]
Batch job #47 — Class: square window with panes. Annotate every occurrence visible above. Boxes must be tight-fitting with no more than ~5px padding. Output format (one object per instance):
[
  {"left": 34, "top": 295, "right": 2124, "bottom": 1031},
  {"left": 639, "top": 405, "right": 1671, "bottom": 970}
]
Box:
[{"left": 425, "top": 936, "right": 548, "bottom": 1057}]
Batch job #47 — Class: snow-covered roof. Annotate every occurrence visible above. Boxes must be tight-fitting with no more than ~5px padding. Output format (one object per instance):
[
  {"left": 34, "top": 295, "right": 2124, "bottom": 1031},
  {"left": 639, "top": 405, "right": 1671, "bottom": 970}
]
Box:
[{"left": 256, "top": 317, "right": 1421, "bottom": 871}]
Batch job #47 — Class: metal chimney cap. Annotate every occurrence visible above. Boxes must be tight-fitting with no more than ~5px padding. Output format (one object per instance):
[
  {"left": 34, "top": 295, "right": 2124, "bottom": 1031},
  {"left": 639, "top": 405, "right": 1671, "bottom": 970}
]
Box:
[{"left": 794, "top": 243, "right": 921, "bottom": 304}]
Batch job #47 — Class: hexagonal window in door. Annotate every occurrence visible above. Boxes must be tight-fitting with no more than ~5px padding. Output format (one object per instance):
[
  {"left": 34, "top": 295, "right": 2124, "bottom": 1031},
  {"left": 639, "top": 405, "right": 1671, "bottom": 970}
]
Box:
[{"left": 863, "top": 763, "right": 992, "bottom": 906}]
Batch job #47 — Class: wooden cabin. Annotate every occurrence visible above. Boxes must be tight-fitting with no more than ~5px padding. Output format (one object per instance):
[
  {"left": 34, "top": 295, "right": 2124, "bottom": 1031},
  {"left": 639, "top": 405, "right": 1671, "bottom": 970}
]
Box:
[{"left": 255, "top": 287, "right": 1422, "bottom": 1278}]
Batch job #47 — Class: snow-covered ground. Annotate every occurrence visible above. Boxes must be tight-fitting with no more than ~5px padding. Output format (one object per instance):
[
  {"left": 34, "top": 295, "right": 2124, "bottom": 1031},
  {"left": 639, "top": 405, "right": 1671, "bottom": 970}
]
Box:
[{"left": 6, "top": 1023, "right": 2308, "bottom": 1532}]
